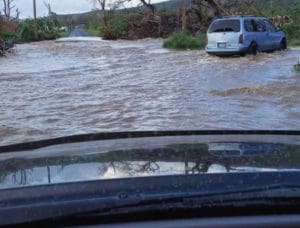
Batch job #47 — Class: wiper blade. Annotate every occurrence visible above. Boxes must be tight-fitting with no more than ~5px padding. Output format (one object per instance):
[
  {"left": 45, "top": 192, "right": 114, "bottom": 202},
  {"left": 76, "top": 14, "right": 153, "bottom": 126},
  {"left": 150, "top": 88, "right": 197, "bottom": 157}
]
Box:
[{"left": 2, "top": 172, "right": 300, "bottom": 225}]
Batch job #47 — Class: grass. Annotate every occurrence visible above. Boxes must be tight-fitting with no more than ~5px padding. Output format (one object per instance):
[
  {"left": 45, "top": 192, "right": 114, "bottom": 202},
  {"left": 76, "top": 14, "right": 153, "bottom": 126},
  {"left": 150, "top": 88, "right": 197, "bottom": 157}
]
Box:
[
  {"left": 58, "top": 31, "right": 70, "bottom": 38},
  {"left": 289, "top": 39, "right": 300, "bottom": 47},
  {"left": 86, "top": 27, "right": 101, "bottom": 37},
  {"left": 163, "top": 32, "right": 206, "bottom": 50}
]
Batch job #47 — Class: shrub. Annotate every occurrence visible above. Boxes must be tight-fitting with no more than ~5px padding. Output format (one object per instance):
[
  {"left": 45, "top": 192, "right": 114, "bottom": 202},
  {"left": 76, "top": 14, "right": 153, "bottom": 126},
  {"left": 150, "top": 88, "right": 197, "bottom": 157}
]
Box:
[
  {"left": 18, "top": 17, "right": 60, "bottom": 42},
  {"left": 87, "top": 18, "right": 103, "bottom": 37},
  {"left": 18, "top": 20, "right": 36, "bottom": 42},
  {"left": 282, "top": 3, "right": 300, "bottom": 46},
  {"left": 281, "top": 22, "right": 300, "bottom": 46},
  {"left": 0, "top": 31, "right": 16, "bottom": 40},
  {"left": 101, "top": 14, "right": 126, "bottom": 40},
  {"left": 163, "top": 32, "right": 206, "bottom": 50}
]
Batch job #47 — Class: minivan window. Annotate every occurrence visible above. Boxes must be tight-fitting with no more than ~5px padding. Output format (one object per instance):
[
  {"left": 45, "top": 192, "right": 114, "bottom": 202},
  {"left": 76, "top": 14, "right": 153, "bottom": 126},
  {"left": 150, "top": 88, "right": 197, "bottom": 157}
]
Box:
[
  {"left": 208, "top": 19, "right": 241, "bottom": 33},
  {"left": 244, "top": 19, "right": 255, "bottom": 32},
  {"left": 254, "top": 19, "right": 266, "bottom": 32},
  {"left": 264, "top": 20, "right": 277, "bottom": 32}
]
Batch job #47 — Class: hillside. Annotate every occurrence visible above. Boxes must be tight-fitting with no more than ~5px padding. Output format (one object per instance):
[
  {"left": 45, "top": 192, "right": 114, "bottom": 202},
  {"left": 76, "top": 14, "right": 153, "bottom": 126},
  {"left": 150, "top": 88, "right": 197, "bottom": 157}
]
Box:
[{"left": 53, "top": 0, "right": 298, "bottom": 26}]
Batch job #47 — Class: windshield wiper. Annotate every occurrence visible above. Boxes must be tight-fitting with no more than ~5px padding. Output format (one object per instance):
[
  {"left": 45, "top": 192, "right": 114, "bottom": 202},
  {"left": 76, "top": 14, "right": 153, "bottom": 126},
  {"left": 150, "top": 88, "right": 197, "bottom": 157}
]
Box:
[{"left": 2, "top": 172, "right": 300, "bottom": 225}]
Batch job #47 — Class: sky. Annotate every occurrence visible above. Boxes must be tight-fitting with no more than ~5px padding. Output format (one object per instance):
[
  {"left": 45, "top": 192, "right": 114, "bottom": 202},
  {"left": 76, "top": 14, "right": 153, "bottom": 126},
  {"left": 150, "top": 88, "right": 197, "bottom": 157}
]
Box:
[{"left": 1, "top": 0, "right": 169, "bottom": 19}]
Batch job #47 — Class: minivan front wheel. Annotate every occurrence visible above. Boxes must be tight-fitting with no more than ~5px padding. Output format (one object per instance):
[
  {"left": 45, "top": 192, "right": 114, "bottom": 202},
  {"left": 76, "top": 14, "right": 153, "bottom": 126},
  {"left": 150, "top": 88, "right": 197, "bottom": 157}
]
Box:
[
  {"left": 247, "top": 42, "right": 258, "bottom": 55},
  {"left": 280, "top": 39, "right": 287, "bottom": 50}
]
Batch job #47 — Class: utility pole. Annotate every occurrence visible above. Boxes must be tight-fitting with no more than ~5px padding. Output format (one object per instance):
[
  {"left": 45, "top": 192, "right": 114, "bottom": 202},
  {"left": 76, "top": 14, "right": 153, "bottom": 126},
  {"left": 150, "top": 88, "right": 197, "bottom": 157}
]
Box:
[
  {"left": 33, "top": 0, "right": 38, "bottom": 40},
  {"left": 270, "top": 0, "right": 274, "bottom": 17},
  {"left": 181, "top": 0, "right": 187, "bottom": 33}
]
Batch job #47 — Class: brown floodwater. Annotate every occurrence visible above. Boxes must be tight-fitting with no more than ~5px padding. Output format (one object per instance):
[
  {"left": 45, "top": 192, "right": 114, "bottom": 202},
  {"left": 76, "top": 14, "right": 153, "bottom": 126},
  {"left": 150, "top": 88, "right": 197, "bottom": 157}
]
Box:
[{"left": 0, "top": 38, "right": 299, "bottom": 145}]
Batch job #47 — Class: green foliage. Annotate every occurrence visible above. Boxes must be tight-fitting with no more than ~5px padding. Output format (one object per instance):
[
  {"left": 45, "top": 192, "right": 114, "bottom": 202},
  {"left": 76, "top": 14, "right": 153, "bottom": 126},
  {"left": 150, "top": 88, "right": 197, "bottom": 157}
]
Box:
[
  {"left": 18, "top": 17, "right": 60, "bottom": 42},
  {"left": 282, "top": 23, "right": 300, "bottom": 39},
  {"left": 163, "top": 32, "right": 206, "bottom": 50},
  {"left": 58, "top": 30, "right": 70, "bottom": 38},
  {"left": 289, "top": 3, "right": 300, "bottom": 21},
  {"left": 289, "top": 39, "right": 300, "bottom": 46},
  {"left": 18, "top": 19, "right": 35, "bottom": 42},
  {"left": 281, "top": 4, "right": 300, "bottom": 46},
  {"left": 87, "top": 19, "right": 103, "bottom": 37},
  {"left": 102, "top": 13, "right": 126, "bottom": 40},
  {"left": 0, "top": 31, "right": 16, "bottom": 40}
]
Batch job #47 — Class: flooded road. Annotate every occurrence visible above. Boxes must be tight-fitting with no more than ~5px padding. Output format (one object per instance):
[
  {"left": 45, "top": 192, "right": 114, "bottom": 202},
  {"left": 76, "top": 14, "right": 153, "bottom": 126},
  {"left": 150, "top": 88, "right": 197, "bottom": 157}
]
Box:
[{"left": 0, "top": 38, "right": 299, "bottom": 145}]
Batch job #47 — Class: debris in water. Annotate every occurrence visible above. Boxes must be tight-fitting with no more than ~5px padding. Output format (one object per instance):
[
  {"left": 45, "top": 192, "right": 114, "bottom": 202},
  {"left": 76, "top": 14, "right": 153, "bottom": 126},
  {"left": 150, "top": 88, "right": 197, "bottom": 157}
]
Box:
[{"left": 294, "top": 58, "right": 300, "bottom": 71}]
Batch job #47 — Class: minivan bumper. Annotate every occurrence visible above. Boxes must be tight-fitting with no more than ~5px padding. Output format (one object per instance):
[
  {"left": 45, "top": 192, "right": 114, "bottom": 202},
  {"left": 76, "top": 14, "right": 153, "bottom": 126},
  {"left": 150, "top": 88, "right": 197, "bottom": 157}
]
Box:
[{"left": 205, "top": 46, "right": 248, "bottom": 56}]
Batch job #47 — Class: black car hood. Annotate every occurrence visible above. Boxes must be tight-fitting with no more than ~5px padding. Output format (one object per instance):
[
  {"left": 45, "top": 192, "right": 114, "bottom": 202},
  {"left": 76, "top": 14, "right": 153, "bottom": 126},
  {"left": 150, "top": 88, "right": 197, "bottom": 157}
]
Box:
[{"left": 0, "top": 132, "right": 299, "bottom": 189}]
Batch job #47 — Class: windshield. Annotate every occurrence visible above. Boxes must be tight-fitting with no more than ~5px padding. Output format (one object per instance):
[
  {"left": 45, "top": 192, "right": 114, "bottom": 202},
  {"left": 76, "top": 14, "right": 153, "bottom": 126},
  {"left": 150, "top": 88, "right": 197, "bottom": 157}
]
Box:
[
  {"left": 208, "top": 19, "right": 241, "bottom": 33},
  {"left": 0, "top": 0, "right": 300, "bottom": 223}
]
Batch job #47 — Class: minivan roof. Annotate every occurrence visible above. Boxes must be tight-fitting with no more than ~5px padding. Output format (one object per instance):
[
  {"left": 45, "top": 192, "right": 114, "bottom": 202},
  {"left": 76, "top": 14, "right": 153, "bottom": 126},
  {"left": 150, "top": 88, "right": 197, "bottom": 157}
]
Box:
[{"left": 213, "top": 16, "right": 267, "bottom": 20}]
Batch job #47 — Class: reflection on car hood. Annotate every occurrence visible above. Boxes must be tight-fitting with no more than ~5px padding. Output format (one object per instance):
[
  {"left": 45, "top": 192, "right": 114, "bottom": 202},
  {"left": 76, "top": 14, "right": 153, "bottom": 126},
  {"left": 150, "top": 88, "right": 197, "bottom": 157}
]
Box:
[{"left": 0, "top": 133, "right": 299, "bottom": 189}]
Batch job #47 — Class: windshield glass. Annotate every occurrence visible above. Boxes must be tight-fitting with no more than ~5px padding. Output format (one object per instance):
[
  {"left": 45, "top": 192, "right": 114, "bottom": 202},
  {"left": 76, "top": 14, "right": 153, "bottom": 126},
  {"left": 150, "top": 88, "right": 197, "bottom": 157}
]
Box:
[{"left": 0, "top": 0, "right": 299, "bottom": 199}]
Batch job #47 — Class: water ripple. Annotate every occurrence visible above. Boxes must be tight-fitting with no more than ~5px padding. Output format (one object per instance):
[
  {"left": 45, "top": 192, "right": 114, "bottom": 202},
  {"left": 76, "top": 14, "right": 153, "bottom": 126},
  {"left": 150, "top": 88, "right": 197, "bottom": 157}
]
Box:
[{"left": 0, "top": 39, "right": 299, "bottom": 145}]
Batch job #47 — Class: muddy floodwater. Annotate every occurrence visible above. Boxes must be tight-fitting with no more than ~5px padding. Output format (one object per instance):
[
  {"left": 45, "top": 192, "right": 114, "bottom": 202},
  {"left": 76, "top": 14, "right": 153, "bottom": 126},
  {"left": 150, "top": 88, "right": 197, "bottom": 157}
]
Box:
[{"left": 0, "top": 38, "right": 299, "bottom": 145}]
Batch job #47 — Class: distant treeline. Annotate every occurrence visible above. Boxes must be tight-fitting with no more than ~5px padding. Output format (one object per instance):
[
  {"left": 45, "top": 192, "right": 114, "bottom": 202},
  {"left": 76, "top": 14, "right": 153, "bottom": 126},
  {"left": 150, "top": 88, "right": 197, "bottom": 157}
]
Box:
[{"left": 0, "top": 0, "right": 299, "bottom": 46}]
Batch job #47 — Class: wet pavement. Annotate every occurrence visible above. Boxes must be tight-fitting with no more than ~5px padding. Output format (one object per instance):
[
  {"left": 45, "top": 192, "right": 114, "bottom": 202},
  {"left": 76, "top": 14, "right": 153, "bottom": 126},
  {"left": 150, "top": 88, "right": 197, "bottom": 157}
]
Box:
[{"left": 0, "top": 38, "right": 299, "bottom": 145}]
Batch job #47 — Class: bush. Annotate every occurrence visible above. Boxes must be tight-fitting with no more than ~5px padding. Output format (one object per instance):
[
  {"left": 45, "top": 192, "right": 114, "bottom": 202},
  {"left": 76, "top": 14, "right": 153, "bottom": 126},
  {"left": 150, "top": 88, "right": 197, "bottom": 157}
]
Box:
[
  {"left": 18, "top": 17, "right": 60, "bottom": 42},
  {"left": 87, "top": 18, "right": 103, "bottom": 37},
  {"left": 18, "top": 20, "right": 36, "bottom": 42},
  {"left": 0, "top": 31, "right": 16, "bottom": 40},
  {"left": 281, "top": 22, "right": 300, "bottom": 46},
  {"left": 282, "top": 3, "right": 300, "bottom": 46},
  {"left": 282, "top": 23, "right": 300, "bottom": 39},
  {"left": 102, "top": 14, "right": 126, "bottom": 40},
  {"left": 163, "top": 32, "right": 206, "bottom": 50},
  {"left": 289, "top": 39, "right": 300, "bottom": 46}
]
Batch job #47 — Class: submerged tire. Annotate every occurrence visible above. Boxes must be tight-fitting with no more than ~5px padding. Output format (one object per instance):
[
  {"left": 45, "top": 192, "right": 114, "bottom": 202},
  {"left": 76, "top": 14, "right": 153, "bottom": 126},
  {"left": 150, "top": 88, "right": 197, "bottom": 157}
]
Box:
[
  {"left": 280, "top": 39, "right": 287, "bottom": 50},
  {"left": 247, "top": 42, "right": 258, "bottom": 55}
]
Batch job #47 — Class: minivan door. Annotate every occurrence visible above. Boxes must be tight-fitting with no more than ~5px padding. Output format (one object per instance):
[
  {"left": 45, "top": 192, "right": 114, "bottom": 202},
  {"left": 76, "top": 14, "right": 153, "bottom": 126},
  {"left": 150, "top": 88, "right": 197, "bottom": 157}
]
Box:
[
  {"left": 253, "top": 19, "right": 269, "bottom": 51},
  {"left": 263, "top": 19, "right": 281, "bottom": 50}
]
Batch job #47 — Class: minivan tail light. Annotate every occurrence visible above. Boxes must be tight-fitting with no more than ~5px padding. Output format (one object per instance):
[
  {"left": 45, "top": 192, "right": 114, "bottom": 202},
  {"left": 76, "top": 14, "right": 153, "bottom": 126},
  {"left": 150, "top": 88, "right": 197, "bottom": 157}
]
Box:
[{"left": 239, "top": 34, "right": 244, "bottom": 44}]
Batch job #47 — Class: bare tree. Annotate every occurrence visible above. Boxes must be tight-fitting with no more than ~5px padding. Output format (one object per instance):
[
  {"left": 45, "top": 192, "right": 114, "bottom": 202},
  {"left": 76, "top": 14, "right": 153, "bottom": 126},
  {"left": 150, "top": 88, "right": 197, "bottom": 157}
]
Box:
[
  {"left": 98, "top": 0, "right": 106, "bottom": 11},
  {"left": 90, "top": 0, "right": 106, "bottom": 11},
  {"left": 44, "top": 1, "right": 52, "bottom": 16},
  {"left": 182, "top": 0, "right": 187, "bottom": 33},
  {"left": 89, "top": 0, "right": 109, "bottom": 26},
  {"left": 15, "top": 7, "right": 19, "bottom": 19},
  {"left": 2, "top": 0, "right": 16, "bottom": 20},
  {"left": 139, "top": 0, "right": 155, "bottom": 14}
]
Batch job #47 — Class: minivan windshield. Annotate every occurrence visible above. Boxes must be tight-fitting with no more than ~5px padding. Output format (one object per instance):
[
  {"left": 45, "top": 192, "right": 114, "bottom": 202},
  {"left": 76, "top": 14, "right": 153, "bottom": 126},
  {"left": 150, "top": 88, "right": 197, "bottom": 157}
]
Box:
[{"left": 208, "top": 19, "right": 241, "bottom": 33}]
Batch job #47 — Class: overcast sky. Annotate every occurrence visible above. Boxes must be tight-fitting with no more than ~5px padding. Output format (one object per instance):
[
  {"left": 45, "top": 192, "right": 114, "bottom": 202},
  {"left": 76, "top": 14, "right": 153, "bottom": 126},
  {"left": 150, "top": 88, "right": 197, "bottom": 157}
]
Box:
[{"left": 1, "top": 0, "right": 169, "bottom": 18}]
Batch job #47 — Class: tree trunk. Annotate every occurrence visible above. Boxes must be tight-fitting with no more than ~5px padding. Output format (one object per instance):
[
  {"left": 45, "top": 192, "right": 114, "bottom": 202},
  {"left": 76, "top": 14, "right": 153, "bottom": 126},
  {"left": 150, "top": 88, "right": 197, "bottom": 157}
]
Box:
[
  {"left": 182, "top": 0, "right": 187, "bottom": 33},
  {"left": 33, "top": 0, "right": 38, "bottom": 40}
]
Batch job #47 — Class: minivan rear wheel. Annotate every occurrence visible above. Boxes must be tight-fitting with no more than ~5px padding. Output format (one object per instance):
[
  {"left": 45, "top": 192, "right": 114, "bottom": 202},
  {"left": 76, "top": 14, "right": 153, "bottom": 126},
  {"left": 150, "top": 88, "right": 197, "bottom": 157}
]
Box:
[{"left": 247, "top": 42, "right": 258, "bottom": 55}]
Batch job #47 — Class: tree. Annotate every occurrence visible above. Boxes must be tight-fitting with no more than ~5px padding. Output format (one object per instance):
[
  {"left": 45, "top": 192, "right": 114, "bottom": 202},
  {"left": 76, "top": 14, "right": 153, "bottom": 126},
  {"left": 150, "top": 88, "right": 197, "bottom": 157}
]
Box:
[
  {"left": 92, "top": 0, "right": 106, "bottom": 11},
  {"left": 2, "top": 0, "right": 16, "bottom": 20},
  {"left": 139, "top": 0, "right": 155, "bottom": 14},
  {"left": 33, "top": 0, "right": 38, "bottom": 40},
  {"left": 182, "top": 0, "right": 187, "bottom": 33},
  {"left": 44, "top": 1, "right": 52, "bottom": 16},
  {"left": 90, "top": 0, "right": 109, "bottom": 28}
]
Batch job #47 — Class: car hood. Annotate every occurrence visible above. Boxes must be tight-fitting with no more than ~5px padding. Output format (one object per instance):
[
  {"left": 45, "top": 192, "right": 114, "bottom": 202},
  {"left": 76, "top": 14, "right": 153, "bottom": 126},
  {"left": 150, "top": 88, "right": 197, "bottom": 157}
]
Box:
[{"left": 0, "top": 132, "right": 299, "bottom": 190}]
